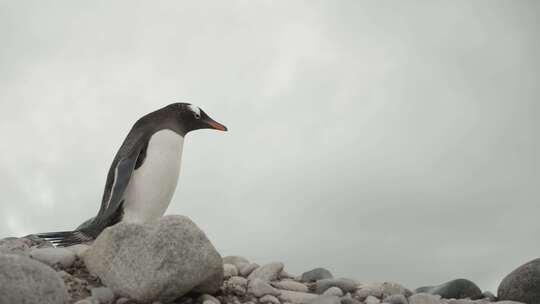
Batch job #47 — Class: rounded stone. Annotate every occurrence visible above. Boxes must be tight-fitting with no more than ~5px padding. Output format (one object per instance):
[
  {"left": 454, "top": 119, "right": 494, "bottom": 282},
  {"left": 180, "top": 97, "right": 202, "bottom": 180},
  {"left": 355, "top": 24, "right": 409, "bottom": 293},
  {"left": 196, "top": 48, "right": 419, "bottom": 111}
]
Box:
[
  {"left": 323, "top": 287, "right": 344, "bottom": 297},
  {"left": 416, "top": 279, "right": 482, "bottom": 300},
  {"left": 248, "top": 262, "right": 284, "bottom": 282},
  {"left": 0, "top": 254, "right": 69, "bottom": 304},
  {"left": 498, "top": 258, "right": 540, "bottom": 304},
  {"left": 301, "top": 268, "right": 334, "bottom": 282}
]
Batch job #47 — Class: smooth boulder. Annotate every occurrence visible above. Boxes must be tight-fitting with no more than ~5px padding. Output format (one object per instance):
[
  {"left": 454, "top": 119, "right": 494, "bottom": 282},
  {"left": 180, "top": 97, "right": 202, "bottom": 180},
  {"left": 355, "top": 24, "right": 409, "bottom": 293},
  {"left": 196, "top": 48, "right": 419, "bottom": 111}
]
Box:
[
  {"left": 84, "top": 215, "right": 223, "bottom": 303},
  {"left": 0, "top": 253, "right": 69, "bottom": 304},
  {"left": 498, "top": 258, "right": 540, "bottom": 304},
  {"left": 416, "top": 279, "right": 482, "bottom": 300}
]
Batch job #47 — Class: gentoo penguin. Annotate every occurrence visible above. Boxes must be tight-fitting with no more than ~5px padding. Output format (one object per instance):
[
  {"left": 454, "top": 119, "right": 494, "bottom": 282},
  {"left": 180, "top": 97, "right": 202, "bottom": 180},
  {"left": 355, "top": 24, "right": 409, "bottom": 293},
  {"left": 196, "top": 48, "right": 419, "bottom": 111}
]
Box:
[{"left": 35, "top": 103, "right": 227, "bottom": 247}]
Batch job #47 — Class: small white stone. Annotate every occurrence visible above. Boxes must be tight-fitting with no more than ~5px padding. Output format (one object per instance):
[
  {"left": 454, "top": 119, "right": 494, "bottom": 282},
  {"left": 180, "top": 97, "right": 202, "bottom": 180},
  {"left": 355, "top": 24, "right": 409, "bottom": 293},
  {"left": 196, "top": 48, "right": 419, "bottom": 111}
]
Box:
[{"left": 323, "top": 287, "right": 343, "bottom": 297}]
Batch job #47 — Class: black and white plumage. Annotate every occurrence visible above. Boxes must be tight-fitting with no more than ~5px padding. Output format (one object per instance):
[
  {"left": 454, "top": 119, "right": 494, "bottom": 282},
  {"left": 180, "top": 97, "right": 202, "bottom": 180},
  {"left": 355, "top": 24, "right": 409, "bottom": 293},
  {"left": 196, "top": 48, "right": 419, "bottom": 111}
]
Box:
[{"left": 36, "top": 103, "right": 227, "bottom": 247}]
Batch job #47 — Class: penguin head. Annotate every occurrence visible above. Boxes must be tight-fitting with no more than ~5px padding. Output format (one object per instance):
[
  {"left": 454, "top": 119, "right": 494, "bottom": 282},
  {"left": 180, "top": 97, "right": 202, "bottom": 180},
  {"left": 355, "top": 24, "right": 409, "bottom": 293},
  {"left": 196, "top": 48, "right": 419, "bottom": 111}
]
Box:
[{"left": 172, "top": 103, "right": 228, "bottom": 134}]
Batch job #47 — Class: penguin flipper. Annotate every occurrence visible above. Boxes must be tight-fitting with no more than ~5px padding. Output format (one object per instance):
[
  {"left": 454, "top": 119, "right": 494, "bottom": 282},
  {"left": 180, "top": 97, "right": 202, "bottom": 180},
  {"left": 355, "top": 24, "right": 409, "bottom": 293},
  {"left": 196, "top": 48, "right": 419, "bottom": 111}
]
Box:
[{"left": 34, "top": 230, "right": 94, "bottom": 247}]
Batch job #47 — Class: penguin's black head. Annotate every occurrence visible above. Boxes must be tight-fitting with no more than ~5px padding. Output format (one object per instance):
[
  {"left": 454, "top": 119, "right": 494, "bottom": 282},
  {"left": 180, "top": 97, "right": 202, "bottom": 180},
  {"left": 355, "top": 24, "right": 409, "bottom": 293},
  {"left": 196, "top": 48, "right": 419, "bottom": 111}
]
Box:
[{"left": 170, "top": 102, "right": 228, "bottom": 135}]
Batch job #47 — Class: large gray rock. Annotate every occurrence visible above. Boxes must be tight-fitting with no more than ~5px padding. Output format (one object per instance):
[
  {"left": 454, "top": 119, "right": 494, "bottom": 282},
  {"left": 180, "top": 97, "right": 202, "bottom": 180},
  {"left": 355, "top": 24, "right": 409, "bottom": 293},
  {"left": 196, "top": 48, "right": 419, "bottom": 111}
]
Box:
[
  {"left": 0, "top": 253, "right": 69, "bottom": 304},
  {"left": 84, "top": 215, "right": 223, "bottom": 303},
  {"left": 416, "top": 279, "right": 482, "bottom": 300},
  {"left": 301, "top": 268, "right": 334, "bottom": 282},
  {"left": 498, "top": 258, "right": 540, "bottom": 304},
  {"left": 248, "top": 262, "right": 284, "bottom": 282}
]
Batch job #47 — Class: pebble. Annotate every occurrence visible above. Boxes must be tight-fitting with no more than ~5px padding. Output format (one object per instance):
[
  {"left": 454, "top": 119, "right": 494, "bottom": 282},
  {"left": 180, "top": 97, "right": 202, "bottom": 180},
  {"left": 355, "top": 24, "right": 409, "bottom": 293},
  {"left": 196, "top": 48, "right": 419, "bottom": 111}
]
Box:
[
  {"left": 115, "top": 298, "right": 131, "bottom": 304},
  {"left": 75, "top": 297, "right": 100, "bottom": 304},
  {"left": 30, "top": 247, "right": 76, "bottom": 268},
  {"left": 301, "top": 268, "right": 334, "bottom": 282},
  {"left": 312, "top": 295, "right": 341, "bottom": 304},
  {"left": 199, "top": 294, "right": 220, "bottom": 304},
  {"left": 260, "top": 295, "right": 281, "bottom": 304},
  {"left": 225, "top": 276, "right": 248, "bottom": 295},
  {"left": 248, "top": 278, "right": 281, "bottom": 297},
  {"left": 239, "top": 263, "right": 259, "bottom": 277},
  {"left": 248, "top": 262, "right": 284, "bottom": 282},
  {"left": 408, "top": 294, "right": 442, "bottom": 304},
  {"left": 280, "top": 269, "right": 295, "bottom": 279},
  {"left": 91, "top": 287, "right": 115, "bottom": 304},
  {"left": 383, "top": 294, "right": 408, "bottom": 304},
  {"left": 482, "top": 291, "right": 496, "bottom": 301},
  {"left": 278, "top": 290, "right": 319, "bottom": 304},
  {"left": 271, "top": 280, "right": 309, "bottom": 292},
  {"left": 316, "top": 278, "right": 358, "bottom": 294},
  {"left": 224, "top": 263, "right": 239, "bottom": 278},
  {"left": 340, "top": 296, "right": 362, "bottom": 304},
  {"left": 366, "top": 295, "right": 381, "bottom": 304},
  {"left": 323, "top": 287, "right": 344, "bottom": 297}
]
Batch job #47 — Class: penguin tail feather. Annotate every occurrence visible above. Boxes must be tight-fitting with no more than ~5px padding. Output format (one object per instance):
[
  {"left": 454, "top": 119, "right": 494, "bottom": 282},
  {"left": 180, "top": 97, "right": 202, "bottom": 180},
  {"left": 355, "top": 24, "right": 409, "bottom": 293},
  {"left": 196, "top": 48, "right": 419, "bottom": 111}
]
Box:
[{"left": 34, "top": 230, "right": 94, "bottom": 247}]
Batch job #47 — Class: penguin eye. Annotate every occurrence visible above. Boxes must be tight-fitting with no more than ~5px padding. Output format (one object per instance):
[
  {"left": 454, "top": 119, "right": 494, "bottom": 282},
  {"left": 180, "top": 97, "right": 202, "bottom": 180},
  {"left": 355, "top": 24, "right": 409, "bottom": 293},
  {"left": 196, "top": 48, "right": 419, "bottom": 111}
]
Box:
[{"left": 194, "top": 112, "right": 201, "bottom": 119}]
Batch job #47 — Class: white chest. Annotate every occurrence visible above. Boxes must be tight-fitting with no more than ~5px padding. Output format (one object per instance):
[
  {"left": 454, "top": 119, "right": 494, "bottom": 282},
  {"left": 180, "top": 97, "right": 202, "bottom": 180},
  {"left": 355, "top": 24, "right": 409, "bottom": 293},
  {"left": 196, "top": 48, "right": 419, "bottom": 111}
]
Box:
[{"left": 122, "top": 129, "right": 184, "bottom": 223}]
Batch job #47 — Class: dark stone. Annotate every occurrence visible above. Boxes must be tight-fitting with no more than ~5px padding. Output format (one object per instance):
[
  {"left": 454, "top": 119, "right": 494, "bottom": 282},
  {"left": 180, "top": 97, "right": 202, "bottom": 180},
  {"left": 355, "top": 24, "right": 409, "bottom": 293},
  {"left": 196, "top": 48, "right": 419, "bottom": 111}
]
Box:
[
  {"left": 498, "top": 258, "right": 540, "bottom": 304},
  {"left": 302, "top": 267, "right": 334, "bottom": 282},
  {"left": 415, "top": 279, "right": 482, "bottom": 299}
]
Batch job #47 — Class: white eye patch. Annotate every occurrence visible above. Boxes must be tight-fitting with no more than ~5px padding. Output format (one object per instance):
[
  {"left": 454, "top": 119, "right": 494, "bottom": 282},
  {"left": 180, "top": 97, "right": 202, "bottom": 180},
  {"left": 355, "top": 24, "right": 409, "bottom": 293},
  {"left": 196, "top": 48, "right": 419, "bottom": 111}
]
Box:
[{"left": 187, "top": 104, "right": 201, "bottom": 117}]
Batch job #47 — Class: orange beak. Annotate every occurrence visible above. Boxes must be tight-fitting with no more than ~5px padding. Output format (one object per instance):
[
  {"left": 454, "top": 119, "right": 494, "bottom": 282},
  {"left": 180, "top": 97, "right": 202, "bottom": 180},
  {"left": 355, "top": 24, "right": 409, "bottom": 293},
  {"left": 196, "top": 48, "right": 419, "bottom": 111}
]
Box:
[{"left": 206, "top": 119, "right": 228, "bottom": 131}]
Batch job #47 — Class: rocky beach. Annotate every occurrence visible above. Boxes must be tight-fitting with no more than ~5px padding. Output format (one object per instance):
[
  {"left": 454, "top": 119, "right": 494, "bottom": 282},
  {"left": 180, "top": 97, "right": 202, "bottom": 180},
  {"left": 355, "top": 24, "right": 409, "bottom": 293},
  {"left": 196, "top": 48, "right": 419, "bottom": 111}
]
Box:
[{"left": 0, "top": 215, "right": 538, "bottom": 304}]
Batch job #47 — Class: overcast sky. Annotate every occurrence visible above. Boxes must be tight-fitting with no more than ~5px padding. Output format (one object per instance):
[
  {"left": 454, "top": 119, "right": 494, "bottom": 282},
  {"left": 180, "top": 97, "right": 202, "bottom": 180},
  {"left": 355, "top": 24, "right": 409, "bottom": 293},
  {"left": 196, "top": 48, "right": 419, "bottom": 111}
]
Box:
[{"left": 1, "top": 0, "right": 539, "bottom": 293}]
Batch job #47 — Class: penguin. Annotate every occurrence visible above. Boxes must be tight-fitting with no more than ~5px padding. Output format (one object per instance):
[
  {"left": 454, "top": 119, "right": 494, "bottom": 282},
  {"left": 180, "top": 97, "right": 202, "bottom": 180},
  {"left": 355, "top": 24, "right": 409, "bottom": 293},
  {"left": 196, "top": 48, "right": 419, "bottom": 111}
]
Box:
[{"left": 35, "top": 103, "right": 227, "bottom": 247}]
